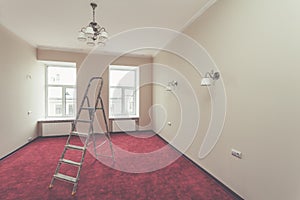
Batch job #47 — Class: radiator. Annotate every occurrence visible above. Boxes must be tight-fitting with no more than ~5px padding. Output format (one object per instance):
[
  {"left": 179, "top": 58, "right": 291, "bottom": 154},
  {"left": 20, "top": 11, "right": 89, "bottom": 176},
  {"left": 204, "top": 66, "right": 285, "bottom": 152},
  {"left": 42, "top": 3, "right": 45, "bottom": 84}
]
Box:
[
  {"left": 112, "top": 119, "right": 136, "bottom": 132},
  {"left": 41, "top": 122, "right": 71, "bottom": 136}
]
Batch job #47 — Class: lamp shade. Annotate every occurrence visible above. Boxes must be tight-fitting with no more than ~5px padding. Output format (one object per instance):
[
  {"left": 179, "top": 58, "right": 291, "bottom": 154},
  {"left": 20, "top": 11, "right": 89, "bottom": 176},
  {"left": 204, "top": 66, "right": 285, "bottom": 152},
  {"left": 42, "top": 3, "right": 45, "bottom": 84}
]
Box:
[
  {"left": 77, "top": 31, "right": 87, "bottom": 42},
  {"left": 100, "top": 31, "right": 108, "bottom": 39},
  {"left": 97, "top": 41, "right": 105, "bottom": 47},
  {"left": 86, "top": 37, "right": 95, "bottom": 46},
  {"left": 85, "top": 27, "right": 94, "bottom": 37},
  {"left": 201, "top": 78, "right": 212, "bottom": 86},
  {"left": 99, "top": 31, "right": 108, "bottom": 43}
]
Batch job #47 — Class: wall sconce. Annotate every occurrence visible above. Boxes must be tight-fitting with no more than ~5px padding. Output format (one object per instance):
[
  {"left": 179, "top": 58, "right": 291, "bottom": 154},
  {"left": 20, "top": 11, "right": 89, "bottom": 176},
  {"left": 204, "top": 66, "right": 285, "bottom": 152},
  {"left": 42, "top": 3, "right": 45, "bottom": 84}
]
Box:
[
  {"left": 201, "top": 70, "right": 220, "bottom": 86},
  {"left": 166, "top": 80, "right": 178, "bottom": 91}
]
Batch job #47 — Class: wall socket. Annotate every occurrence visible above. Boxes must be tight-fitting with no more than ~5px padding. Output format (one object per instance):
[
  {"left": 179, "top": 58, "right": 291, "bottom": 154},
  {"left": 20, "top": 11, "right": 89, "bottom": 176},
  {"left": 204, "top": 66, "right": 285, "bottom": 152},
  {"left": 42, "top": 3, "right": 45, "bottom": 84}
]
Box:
[{"left": 231, "top": 149, "right": 242, "bottom": 159}]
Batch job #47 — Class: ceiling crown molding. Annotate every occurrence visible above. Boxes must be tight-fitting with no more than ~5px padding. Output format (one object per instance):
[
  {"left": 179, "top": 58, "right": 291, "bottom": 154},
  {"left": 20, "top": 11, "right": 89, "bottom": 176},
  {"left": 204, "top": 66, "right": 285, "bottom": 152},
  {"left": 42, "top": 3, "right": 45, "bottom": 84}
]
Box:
[{"left": 180, "top": 0, "right": 218, "bottom": 32}]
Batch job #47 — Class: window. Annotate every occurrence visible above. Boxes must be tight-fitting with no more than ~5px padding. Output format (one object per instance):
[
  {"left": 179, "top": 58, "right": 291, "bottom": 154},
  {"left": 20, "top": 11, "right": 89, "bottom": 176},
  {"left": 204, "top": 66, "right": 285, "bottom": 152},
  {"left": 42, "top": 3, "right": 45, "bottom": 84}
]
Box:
[
  {"left": 109, "top": 65, "right": 139, "bottom": 118},
  {"left": 46, "top": 64, "right": 76, "bottom": 118}
]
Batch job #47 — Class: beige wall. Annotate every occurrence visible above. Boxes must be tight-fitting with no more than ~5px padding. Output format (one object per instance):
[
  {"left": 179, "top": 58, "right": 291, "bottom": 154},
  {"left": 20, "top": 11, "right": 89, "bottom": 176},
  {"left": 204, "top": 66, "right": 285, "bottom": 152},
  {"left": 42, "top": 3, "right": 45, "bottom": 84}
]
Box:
[
  {"left": 1, "top": 45, "right": 152, "bottom": 158},
  {"left": 152, "top": 51, "right": 211, "bottom": 148},
  {"left": 153, "top": 0, "right": 300, "bottom": 199},
  {"left": 0, "top": 24, "right": 44, "bottom": 158},
  {"left": 37, "top": 49, "right": 87, "bottom": 66},
  {"left": 37, "top": 49, "right": 153, "bottom": 131}
]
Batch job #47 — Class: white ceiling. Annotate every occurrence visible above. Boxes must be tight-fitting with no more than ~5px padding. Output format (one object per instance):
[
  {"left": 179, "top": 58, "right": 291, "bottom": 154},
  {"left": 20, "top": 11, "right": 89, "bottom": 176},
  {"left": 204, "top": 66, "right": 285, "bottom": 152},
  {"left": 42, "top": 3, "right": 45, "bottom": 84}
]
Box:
[{"left": 0, "top": 0, "right": 215, "bottom": 55}]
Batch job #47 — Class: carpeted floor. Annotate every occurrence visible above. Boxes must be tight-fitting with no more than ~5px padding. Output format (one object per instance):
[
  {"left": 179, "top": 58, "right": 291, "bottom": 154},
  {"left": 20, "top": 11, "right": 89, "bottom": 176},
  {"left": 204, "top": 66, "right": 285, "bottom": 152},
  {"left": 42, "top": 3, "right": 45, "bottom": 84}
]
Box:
[{"left": 0, "top": 132, "right": 241, "bottom": 200}]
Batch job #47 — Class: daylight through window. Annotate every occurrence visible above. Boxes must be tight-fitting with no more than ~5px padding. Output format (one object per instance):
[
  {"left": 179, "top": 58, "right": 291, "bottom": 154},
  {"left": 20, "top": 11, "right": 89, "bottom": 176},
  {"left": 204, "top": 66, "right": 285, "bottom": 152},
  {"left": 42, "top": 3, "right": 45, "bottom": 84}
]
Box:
[
  {"left": 109, "top": 65, "right": 139, "bottom": 118},
  {"left": 46, "top": 65, "right": 76, "bottom": 118}
]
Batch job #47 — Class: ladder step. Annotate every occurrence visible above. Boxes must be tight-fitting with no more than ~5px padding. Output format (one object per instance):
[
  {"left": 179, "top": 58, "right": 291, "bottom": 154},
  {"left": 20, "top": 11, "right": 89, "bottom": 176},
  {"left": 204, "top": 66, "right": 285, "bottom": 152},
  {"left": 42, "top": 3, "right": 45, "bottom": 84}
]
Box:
[
  {"left": 60, "top": 159, "right": 82, "bottom": 167},
  {"left": 81, "top": 107, "right": 103, "bottom": 110},
  {"left": 76, "top": 120, "right": 92, "bottom": 123},
  {"left": 81, "top": 107, "right": 95, "bottom": 110},
  {"left": 54, "top": 173, "right": 77, "bottom": 183},
  {"left": 71, "top": 131, "right": 89, "bottom": 137},
  {"left": 66, "top": 144, "right": 85, "bottom": 151}
]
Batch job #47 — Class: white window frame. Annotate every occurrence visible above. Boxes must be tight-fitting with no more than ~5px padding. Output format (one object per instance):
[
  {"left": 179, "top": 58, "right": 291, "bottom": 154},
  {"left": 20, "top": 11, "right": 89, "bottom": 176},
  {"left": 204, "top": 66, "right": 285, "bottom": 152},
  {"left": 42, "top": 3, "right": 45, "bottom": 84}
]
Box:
[
  {"left": 109, "top": 65, "right": 140, "bottom": 119},
  {"left": 45, "top": 62, "right": 76, "bottom": 118}
]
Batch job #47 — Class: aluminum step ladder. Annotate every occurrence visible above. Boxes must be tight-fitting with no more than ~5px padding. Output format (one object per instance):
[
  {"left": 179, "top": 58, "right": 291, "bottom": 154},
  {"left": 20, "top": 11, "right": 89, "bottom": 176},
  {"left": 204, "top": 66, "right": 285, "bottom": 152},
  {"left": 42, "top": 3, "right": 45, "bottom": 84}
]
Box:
[{"left": 49, "top": 77, "right": 114, "bottom": 195}]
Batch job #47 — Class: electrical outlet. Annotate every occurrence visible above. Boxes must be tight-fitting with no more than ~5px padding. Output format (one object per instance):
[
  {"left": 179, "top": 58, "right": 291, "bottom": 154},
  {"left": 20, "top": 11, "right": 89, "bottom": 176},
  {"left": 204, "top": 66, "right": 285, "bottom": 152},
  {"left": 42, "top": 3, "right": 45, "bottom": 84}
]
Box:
[{"left": 231, "top": 149, "right": 242, "bottom": 159}]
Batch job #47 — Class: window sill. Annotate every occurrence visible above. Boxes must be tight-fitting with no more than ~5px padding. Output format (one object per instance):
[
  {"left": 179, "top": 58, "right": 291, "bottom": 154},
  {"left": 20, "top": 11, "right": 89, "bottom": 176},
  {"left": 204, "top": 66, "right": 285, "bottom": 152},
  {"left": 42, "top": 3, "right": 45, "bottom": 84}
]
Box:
[
  {"left": 109, "top": 116, "right": 139, "bottom": 120},
  {"left": 37, "top": 118, "right": 75, "bottom": 123}
]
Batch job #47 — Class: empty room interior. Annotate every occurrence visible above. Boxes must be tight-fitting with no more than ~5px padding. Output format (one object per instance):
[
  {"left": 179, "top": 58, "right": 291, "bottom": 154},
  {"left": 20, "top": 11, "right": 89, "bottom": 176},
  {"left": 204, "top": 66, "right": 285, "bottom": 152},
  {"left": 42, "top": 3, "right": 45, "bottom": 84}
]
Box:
[{"left": 0, "top": 0, "right": 300, "bottom": 200}]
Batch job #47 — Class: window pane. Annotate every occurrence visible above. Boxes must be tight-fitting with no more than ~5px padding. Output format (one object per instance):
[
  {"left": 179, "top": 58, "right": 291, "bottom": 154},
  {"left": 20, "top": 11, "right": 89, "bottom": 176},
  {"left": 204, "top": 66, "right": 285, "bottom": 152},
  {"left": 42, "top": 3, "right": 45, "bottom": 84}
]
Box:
[
  {"left": 48, "top": 87, "right": 62, "bottom": 117},
  {"left": 65, "top": 88, "right": 76, "bottom": 100},
  {"left": 125, "top": 89, "right": 135, "bottom": 115},
  {"left": 109, "top": 99, "right": 122, "bottom": 116},
  {"left": 46, "top": 64, "right": 77, "bottom": 118},
  {"left": 48, "top": 100, "right": 63, "bottom": 117},
  {"left": 65, "top": 88, "right": 76, "bottom": 116},
  {"left": 109, "top": 65, "right": 139, "bottom": 118},
  {"left": 48, "top": 67, "right": 76, "bottom": 85},
  {"left": 109, "top": 87, "right": 122, "bottom": 98},
  {"left": 66, "top": 100, "right": 75, "bottom": 116},
  {"left": 48, "top": 87, "right": 62, "bottom": 99},
  {"left": 110, "top": 69, "right": 135, "bottom": 87}
]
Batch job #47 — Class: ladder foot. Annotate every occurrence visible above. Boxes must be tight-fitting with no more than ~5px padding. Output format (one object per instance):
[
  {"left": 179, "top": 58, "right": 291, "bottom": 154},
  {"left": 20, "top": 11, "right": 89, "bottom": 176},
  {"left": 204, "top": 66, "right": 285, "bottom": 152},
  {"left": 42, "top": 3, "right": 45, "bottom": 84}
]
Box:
[
  {"left": 72, "top": 191, "right": 76, "bottom": 196},
  {"left": 48, "top": 184, "right": 53, "bottom": 189}
]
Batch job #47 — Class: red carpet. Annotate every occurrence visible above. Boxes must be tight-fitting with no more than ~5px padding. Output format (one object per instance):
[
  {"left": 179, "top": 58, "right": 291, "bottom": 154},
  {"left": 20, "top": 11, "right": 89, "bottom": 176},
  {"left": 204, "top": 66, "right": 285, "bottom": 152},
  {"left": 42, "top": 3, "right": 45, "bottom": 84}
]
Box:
[{"left": 0, "top": 132, "right": 240, "bottom": 200}]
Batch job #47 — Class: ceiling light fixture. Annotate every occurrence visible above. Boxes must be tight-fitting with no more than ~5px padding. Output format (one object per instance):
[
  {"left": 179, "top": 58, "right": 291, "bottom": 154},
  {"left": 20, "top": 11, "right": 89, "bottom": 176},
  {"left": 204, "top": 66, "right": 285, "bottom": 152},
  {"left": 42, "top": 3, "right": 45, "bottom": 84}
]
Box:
[{"left": 77, "top": 2, "right": 108, "bottom": 47}]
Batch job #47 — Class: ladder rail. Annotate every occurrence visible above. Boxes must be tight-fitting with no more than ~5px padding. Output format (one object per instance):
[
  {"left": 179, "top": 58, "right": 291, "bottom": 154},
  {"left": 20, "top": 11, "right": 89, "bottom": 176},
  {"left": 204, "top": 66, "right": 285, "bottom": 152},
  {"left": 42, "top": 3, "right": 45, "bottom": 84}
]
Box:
[
  {"left": 49, "top": 132, "right": 73, "bottom": 188},
  {"left": 93, "top": 78, "right": 114, "bottom": 160},
  {"left": 73, "top": 77, "right": 102, "bottom": 130},
  {"left": 49, "top": 76, "right": 114, "bottom": 195}
]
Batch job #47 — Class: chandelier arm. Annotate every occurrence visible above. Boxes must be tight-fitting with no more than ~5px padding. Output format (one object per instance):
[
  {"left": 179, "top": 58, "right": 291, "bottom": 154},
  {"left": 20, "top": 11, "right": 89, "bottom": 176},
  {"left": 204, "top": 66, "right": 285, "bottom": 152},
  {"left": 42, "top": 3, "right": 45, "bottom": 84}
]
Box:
[
  {"left": 99, "top": 27, "right": 105, "bottom": 32},
  {"left": 205, "top": 72, "right": 212, "bottom": 78}
]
